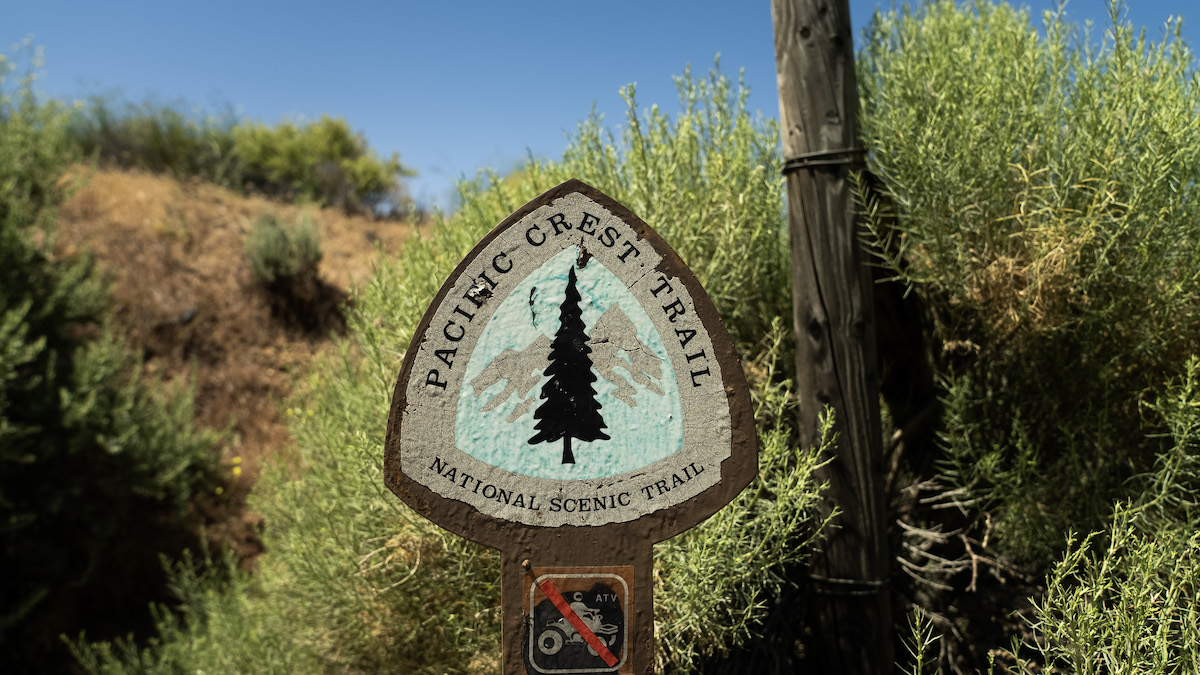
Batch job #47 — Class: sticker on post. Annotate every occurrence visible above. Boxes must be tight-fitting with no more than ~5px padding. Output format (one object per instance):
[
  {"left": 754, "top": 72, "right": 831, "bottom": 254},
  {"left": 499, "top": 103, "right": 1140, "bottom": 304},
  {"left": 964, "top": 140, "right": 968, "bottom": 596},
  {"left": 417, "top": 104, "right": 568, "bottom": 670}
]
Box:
[{"left": 523, "top": 567, "right": 631, "bottom": 674}]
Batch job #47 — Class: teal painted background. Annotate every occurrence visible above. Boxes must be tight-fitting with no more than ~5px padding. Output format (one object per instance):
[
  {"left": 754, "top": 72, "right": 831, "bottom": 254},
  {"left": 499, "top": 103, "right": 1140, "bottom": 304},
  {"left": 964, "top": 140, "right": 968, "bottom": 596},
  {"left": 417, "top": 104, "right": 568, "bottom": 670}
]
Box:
[{"left": 455, "top": 246, "right": 683, "bottom": 479}]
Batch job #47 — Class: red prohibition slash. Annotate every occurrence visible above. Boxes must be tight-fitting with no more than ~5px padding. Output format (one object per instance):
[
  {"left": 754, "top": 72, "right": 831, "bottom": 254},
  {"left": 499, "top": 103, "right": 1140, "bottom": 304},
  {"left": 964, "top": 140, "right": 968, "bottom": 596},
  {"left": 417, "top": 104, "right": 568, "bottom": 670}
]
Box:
[{"left": 536, "top": 577, "right": 620, "bottom": 667}]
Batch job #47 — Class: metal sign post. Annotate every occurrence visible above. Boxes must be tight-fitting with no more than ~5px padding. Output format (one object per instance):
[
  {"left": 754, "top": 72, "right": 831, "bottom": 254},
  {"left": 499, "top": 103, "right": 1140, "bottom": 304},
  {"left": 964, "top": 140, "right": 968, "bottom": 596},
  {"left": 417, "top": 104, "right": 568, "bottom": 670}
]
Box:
[{"left": 384, "top": 179, "right": 756, "bottom": 674}]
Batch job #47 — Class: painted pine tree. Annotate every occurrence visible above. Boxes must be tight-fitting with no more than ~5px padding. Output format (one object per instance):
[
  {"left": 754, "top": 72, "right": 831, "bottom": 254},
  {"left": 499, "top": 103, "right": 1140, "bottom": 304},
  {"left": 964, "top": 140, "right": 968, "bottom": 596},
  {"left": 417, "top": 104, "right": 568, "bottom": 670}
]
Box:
[{"left": 528, "top": 265, "right": 609, "bottom": 463}]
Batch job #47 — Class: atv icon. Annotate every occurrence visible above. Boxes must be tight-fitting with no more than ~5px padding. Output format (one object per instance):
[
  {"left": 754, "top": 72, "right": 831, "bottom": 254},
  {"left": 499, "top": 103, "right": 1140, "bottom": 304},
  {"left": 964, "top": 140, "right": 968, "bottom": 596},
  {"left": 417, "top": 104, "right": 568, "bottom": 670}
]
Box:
[{"left": 536, "top": 600, "right": 619, "bottom": 657}]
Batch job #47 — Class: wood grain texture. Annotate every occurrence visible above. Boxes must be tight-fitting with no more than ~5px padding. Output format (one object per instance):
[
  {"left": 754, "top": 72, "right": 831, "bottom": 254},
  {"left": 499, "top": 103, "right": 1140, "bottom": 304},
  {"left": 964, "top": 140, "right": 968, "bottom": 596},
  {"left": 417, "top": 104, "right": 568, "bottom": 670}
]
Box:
[{"left": 771, "top": 0, "right": 894, "bottom": 671}]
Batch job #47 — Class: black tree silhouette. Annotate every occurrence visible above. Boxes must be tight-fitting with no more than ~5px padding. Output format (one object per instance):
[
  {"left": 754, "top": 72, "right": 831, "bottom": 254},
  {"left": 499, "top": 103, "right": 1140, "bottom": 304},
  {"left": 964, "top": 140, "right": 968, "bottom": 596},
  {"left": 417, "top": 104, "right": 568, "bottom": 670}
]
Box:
[{"left": 528, "top": 265, "right": 609, "bottom": 463}]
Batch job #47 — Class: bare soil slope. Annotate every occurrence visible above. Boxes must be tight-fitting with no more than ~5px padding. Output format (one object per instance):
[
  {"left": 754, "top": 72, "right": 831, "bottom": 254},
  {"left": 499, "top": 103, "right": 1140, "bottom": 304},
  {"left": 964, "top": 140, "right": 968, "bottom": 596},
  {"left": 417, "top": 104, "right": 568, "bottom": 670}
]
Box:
[{"left": 55, "top": 168, "right": 413, "bottom": 559}]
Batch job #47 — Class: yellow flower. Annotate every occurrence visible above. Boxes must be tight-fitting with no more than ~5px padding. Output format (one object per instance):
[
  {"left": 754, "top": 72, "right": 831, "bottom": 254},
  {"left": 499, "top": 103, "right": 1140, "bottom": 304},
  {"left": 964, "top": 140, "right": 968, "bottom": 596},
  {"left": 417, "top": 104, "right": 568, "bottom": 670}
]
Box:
[
  {"left": 215, "top": 486, "right": 224, "bottom": 495},
  {"left": 232, "top": 456, "right": 242, "bottom": 465},
  {"left": 232, "top": 466, "right": 243, "bottom": 478}
]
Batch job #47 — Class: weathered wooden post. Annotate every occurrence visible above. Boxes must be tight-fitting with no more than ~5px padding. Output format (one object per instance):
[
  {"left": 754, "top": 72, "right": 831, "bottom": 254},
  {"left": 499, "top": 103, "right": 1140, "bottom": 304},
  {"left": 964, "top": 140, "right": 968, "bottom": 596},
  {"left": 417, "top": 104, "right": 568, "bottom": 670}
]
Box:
[
  {"left": 771, "top": 0, "right": 893, "bottom": 672},
  {"left": 384, "top": 179, "right": 756, "bottom": 673}
]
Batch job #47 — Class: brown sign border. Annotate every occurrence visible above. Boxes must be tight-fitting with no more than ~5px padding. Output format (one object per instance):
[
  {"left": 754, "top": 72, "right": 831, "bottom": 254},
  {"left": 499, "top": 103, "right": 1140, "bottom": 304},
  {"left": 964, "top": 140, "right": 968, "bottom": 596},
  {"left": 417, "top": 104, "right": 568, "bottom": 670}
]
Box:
[{"left": 383, "top": 178, "right": 756, "bottom": 549}]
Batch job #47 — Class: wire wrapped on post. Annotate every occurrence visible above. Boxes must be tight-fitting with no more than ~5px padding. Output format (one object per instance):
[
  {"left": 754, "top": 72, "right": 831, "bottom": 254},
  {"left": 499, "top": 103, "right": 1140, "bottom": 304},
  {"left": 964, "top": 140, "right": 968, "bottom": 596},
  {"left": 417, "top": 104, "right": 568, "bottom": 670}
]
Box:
[{"left": 782, "top": 147, "right": 867, "bottom": 174}]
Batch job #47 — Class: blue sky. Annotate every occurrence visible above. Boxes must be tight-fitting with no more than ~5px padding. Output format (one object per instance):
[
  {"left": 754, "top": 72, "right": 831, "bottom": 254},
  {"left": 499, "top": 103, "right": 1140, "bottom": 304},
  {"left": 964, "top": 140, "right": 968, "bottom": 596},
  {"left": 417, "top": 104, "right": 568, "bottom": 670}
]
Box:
[{"left": 6, "top": 1, "right": 1195, "bottom": 209}]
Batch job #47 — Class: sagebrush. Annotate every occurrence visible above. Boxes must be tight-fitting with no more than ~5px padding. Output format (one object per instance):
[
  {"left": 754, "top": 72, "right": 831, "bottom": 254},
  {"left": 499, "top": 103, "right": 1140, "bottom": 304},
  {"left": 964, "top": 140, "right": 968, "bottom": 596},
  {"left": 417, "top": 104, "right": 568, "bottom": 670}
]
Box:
[
  {"left": 859, "top": 1, "right": 1200, "bottom": 671},
  {"left": 245, "top": 213, "right": 323, "bottom": 285},
  {"left": 860, "top": 0, "right": 1200, "bottom": 564}
]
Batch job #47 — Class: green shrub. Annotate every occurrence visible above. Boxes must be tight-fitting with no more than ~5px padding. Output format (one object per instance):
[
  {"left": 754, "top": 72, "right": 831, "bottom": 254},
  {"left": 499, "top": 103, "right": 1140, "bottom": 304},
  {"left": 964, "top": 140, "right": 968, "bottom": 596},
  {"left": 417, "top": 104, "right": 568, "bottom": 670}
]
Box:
[
  {"left": 655, "top": 334, "right": 829, "bottom": 671},
  {"left": 859, "top": 0, "right": 1200, "bottom": 564},
  {"left": 245, "top": 213, "right": 345, "bottom": 333},
  {"left": 73, "top": 64, "right": 826, "bottom": 674},
  {"left": 1008, "top": 358, "right": 1200, "bottom": 673},
  {"left": 231, "top": 114, "right": 413, "bottom": 212},
  {"left": 69, "top": 96, "right": 240, "bottom": 184},
  {"left": 68, "top": 99, "right": 413, "bottom": 213},
  {"left": 245, "top": 213, "right": 322, "bottom": 285},
  {"left": 69, "top": 551, "right": 321, "bottom": 674},
  {"left": 1, "top": 44, "right": 219, "bottom": 672}
]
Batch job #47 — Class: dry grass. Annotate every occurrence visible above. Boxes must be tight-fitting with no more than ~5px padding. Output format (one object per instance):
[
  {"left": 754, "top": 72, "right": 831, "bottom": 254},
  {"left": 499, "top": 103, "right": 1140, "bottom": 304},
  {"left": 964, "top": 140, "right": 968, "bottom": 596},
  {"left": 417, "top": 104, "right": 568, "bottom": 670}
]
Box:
[{"left": 54, "top": 167, "right": 414, "bottom": 506}]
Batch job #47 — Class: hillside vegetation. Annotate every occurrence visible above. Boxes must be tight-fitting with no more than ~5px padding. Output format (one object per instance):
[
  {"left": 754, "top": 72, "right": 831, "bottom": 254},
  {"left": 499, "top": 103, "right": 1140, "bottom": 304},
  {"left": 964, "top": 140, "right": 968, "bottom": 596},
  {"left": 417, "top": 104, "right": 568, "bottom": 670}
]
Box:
[
  {"left": 0, "top": 44, "right": 415, "bottom": 673},
  {"left": 1, "top": 47, "right": 221, "bottom": 673},
  {"left": 70, "top": 97, "right": 414, "bottom": 215},
  {"left": 860, "top": 2, "right": 1200, "bottom": 670}
]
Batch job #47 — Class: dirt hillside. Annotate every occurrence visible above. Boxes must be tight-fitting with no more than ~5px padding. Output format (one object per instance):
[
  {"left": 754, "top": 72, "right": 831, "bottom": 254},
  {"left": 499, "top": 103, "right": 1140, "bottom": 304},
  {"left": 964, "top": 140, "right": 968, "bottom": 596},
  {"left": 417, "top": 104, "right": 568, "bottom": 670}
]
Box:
[{"left": 55, "top": 168, "right": 414, "bottom": 560}]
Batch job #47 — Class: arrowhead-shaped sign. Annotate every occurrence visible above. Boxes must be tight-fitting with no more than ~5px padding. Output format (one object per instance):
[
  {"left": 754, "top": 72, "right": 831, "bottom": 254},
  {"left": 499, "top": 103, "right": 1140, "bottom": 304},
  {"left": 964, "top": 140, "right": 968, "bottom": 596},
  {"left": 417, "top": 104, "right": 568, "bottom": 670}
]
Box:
[{"left": 384, "top": 179, "right": 755, "bottom": 674}]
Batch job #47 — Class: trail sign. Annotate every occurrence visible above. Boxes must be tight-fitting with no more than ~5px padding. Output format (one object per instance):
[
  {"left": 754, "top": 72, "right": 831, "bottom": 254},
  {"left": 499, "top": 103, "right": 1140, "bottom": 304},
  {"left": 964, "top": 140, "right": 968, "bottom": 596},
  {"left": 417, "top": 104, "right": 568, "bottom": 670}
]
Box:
[{"left": 384, "top": 179, "right": 755, "bottom": 673}]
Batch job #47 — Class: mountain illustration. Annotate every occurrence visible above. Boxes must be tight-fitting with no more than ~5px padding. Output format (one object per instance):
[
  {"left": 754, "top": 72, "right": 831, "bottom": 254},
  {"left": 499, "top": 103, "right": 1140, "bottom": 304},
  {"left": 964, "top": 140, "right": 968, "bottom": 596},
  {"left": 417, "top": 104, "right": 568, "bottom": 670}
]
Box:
[
  {"left": 469, "top": 304, "right": 664, "bottom": 423},
  {"left": 470, "top": 334, "right": 552, "bottom": 423},
  {"left": 589, "top": 303, "right": 665, "bottom": 406}
]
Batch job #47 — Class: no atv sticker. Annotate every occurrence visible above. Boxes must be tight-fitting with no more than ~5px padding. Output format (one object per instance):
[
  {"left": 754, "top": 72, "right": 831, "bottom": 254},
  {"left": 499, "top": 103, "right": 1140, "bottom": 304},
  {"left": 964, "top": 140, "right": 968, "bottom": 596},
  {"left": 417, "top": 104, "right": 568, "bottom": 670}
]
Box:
[{"left": 524, "top": 567, "right": 631, "bottom": 674}]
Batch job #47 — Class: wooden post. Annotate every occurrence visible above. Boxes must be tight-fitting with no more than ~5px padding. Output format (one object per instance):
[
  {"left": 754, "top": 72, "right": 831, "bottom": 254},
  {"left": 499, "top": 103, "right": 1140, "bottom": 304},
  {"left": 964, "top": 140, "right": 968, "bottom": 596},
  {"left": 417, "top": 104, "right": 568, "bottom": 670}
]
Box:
[{"left": 771, "top": 0, "right": 893, "bottom": 672}]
